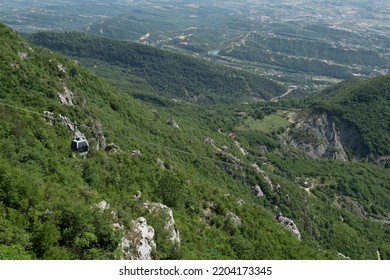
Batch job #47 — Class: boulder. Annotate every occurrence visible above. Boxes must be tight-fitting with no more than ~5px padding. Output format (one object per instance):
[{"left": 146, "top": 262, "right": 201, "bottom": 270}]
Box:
[{"left": 96, "top": 200, "right": 110, "bottom": 212}]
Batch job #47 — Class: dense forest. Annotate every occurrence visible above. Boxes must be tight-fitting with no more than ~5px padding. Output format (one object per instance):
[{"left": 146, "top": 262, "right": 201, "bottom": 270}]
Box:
[{"left": 28, "top": 32, "right": 285, "bottom": 104}]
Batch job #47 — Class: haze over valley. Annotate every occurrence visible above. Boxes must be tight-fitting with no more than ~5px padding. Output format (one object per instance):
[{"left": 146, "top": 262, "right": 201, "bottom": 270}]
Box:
[{"left": 3, "top": 0, "right": 390, "bottom": 89}]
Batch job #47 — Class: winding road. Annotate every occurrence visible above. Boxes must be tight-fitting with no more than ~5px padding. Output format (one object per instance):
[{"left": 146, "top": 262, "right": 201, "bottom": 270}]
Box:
[{"left": 271, "top": 86, "right": 297, "bottom": 102}]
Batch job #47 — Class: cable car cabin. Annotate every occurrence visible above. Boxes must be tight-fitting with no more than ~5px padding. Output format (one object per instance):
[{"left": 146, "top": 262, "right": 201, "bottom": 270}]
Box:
[{"left": 71, "top": 137, "right": 89, "bottom": 156}]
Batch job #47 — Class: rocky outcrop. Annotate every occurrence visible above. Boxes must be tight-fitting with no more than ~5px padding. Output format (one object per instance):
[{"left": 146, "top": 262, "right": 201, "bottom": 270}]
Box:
[
  {"left": 95, "top": 200, "right": 118, "bottom": 220},
  {"left": 18, "top": 52, "right": 28, "bottom": 60},
  {"left": 95, "top": 199, "right": 156, "bottom": 260},
  {"left": 263, "top": 174, "right": 281, "bottom": 193},
  {"left": 253, "top": 185, "right": 264, "bottom": 197},
  {"left": 221, "top": 145, "right": 229, "bottom": 153},
  {"left": 234, "top": 140, "right": 247, "bottom": 156},
  {"left": 91, "top": 121, "right": 106, "bottom": 150},
  {"left": 143, "top": 202, "right": 180, "bottom": 245},
  {"left": 43, "top": 111, "right": 87, "bottom": 138},
  {"left": 252, "top": 163, "right": 262, "bottom": 173},
  {"left": 96, "top": 200, "right": 110, "bottom": 212},
  {"left": 335, "top": 196, "right": 368, "bottom": 218},
  {"left": 218, "top": 151, "right": 244, "bottom": 178},
  {"left": 114, "top": 201, "right": 179, "bottom": 260},
  {"left": 289, "top": 112, "right": 366, "bottom": 161},
  {"left": 276, "top": 213, "right": 301, "bottom": 240},
  {"left": 237, "top": 199, "right": 245, "bottom": 206},
  {"left": 43, "top": 111, "right": 55, "bottom": 125},
  {"left": 167, "top": 119, "right": 181, "bottom": 130},
  {"left": 120, "top": 217, "right": 156, "bottom": 260},
  {"left": 226, "top": 211, "right": 242, "bottom": 226},
  {"left": 49, "top": 59, "right": 66, "bottom": 75},
  {"left": 157, "top": 158, "right": 167, "bottom": 169},
  {"left": 59, "top": 115, "right": 76, "bottom": 132},
  {"left": 203, "top": 136, "right": 214, "bottom": 144},
  {"left": 204, "top": 136, "right": 223, "bottom": 152},
  {"left": 20, "top": 41, "right": 33, "bottom": 52},
  {"left": 202, "top": 202, "right": 216, "bottom": 226},
  {"left": 105, "top": 143, "right": 120, "bottom": 154},
  {"left": 130, "top": 150, "right": 142, "bottom": 157},
  {"left": 58, "top": 86, "right": 75, "bottom": 105},
  {"left": 336, "top": 252, "right": 350, "bottom": 260}
]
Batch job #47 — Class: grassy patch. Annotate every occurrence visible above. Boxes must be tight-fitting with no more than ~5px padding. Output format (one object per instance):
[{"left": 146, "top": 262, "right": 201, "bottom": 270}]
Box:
[{"left": 238, "top": 113, "right": 290, "bottom": 133}]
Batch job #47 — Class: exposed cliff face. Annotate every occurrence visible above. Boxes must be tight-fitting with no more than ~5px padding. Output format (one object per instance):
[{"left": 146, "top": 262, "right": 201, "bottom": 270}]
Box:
[{"left": 288, "top": 112, "right": 367, "bottom": 161}]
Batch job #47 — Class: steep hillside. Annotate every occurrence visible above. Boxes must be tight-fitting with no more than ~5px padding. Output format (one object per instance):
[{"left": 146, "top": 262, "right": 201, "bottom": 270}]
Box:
[
  {"left": 0, "top": 23, "right": 335, "bottom": 260},
  {"left": 286, "top": 75, "right": 390, "bottom": 165},
  {"left": 27, "top": 32, "right": 285, "bottom": 104},
  {"left": 1, "top": 23, "right": 390, "bottom": 260},
  {"left": 318, "top": 75, "right": 390, "bottom": 156}
]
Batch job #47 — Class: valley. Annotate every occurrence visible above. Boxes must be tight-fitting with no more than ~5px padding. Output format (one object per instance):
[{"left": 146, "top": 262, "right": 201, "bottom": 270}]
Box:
[{"left": 2, "top": 1, "right": 390, "bottom": 90}]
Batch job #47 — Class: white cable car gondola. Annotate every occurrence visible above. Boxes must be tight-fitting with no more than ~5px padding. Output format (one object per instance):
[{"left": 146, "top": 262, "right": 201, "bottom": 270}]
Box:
[{"left": 71, "top": 136, "right": 89, "bottom": 156}]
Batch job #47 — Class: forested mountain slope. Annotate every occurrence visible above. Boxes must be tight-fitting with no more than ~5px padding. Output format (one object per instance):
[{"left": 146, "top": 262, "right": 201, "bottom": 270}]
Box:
[
  {"left": 1, "top": 23, "right": 390, "bottom": 260},
  {"left": 28, "top": 32, "right": 285, "bottom": 104},
  {"left": 311, "top": 75, "right": 390, "bottom": 159},
  {"left": 0, "top": 23, "right": 335, "bottom": 260}
]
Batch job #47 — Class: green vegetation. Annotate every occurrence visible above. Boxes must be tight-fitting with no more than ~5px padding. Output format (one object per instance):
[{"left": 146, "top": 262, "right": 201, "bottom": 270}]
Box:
[
  {"left": 0, "top": 23, "right": 332, "bottom": 260},
  {"left": 311, "top": 75, "right": 390, "bottom": 156},
  {"left": 237, "top": 114, "right": 290, "bottom": 134},
  {"left": 28, "top": 32, "right": 285, "bottom": 104},
  {"left": 1, "top": 23, "right": 390, "bottom": 260}
]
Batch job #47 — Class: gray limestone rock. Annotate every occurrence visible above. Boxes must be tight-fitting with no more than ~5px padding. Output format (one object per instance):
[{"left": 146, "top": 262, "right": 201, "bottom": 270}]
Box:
[
  {"left": 120, "top": 217, "right": 156, "bottom": 260},
  {"left": 167, "top": 119, "right": 181, "bottom": 130},
  {"left": 276, "top": 212, "right": 301, "bottom": 240},
  {"left": 289, "top": 112, "right": 366, "bottom": 161},
  {"left": 143, "top": 202, "right": 180, "bottom": 245}
]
